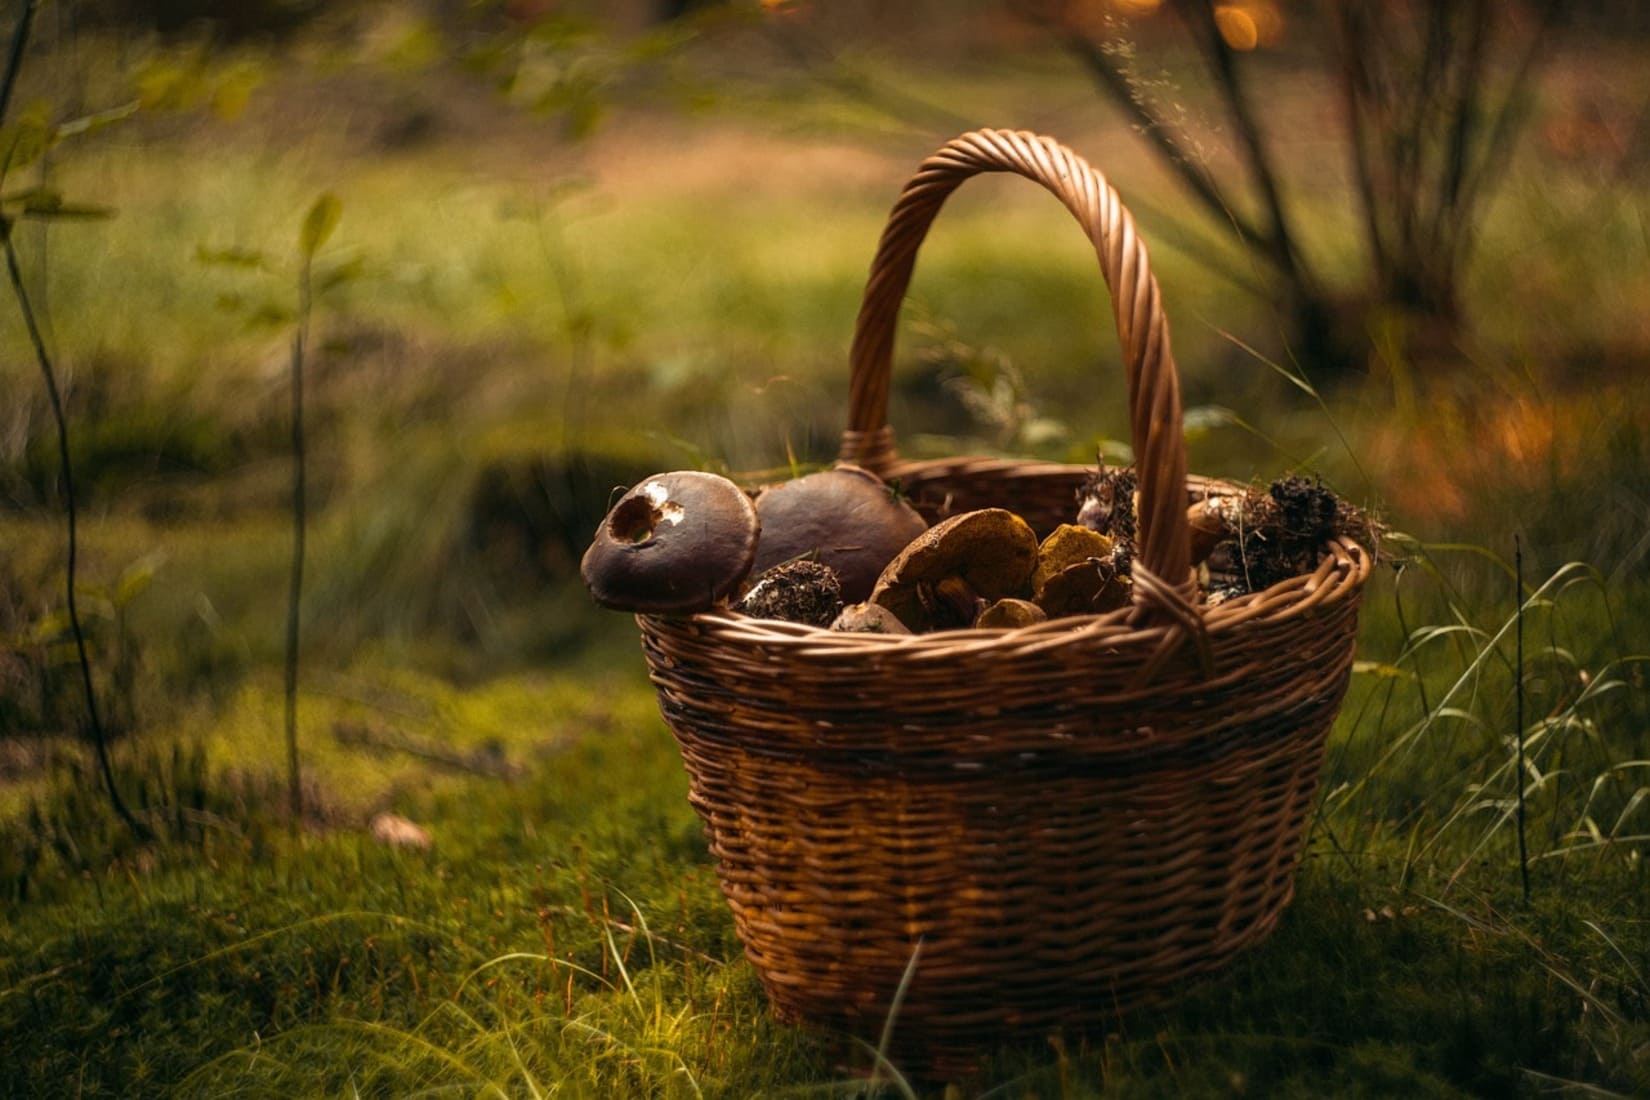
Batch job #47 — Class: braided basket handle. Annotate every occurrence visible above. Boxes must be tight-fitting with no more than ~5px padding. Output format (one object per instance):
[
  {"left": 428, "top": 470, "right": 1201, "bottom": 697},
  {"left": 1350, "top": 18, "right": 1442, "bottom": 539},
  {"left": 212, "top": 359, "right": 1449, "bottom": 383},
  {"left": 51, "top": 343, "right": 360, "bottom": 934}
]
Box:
[{"left": 841, "top": 129, "right": 1194, "bottom": 606}]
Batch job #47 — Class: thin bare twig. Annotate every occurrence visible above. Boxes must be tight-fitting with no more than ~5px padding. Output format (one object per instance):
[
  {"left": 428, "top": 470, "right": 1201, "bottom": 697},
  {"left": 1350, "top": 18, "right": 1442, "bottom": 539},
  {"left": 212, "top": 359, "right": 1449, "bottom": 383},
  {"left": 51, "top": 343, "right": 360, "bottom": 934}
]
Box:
[
  {"left": 2, "top": 0, "right": 147, "bottom": 840},
  {"left": 1429, "top": 0, "right": 1491, "bottom": 255},
  {"left": 1445, "top": 0, "right": 1563, "bottom": 275},
  {"left": 1332, "top": 4, "right": 1389, "bottom": 287},
  {"left": 0, "top": 0, "right": 35, "bottom": 126},
  {"left": 4, "top": 234, "right": 147, "bottom": 839},
  {"left": 1174, "top": 0, "right": 1312, "bottom": 292},
  {"left": 1516, "top": 534, "right": 1530, "bottom": 904},
  {"left": 1030, "top": 12, "right": 1270, "bottom": 252}
]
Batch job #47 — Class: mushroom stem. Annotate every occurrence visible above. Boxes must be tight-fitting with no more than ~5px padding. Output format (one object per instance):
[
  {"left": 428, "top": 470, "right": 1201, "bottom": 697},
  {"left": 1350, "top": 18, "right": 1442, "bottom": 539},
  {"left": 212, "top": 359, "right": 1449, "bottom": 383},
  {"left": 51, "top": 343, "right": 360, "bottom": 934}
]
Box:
[{"left": 1186, "top": 497, "right": 1231, "bottom": 565}]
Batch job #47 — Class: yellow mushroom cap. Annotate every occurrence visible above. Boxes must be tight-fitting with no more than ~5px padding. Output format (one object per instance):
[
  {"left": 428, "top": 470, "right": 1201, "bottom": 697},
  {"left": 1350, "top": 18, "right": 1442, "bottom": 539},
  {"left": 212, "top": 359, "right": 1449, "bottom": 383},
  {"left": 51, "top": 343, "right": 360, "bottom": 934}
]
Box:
[
  {"left": 868, "top": 508, "right": 1038, "bottom": 632},
  {"left": 1032, "top": 524, "right": 1114, "bottom": 598}
]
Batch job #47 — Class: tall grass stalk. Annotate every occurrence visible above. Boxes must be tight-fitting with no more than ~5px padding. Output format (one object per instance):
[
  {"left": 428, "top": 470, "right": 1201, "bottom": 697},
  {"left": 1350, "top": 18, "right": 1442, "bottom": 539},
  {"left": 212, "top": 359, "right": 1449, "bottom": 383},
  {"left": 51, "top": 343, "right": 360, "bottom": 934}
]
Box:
[
  {"left": 284, "top": 193, "right": 340, "bottom": 831},
  {"left": 1516, "top": 534, "right": 1531, "bottom": 902},
  {"left": 284, "top": 233, "right": 310, "bottom": 831}
]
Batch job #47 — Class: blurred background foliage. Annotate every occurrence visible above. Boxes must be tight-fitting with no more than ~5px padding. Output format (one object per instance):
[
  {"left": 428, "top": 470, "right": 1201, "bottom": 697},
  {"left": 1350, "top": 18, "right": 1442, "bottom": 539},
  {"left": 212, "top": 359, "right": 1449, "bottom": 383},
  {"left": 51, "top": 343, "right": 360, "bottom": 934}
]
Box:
[
  {"left": 2, "top": 0, "right": 1647, "bottom": 869},
  {"left": 0, "top": 0, "right": 1645, "bottom": 849}
]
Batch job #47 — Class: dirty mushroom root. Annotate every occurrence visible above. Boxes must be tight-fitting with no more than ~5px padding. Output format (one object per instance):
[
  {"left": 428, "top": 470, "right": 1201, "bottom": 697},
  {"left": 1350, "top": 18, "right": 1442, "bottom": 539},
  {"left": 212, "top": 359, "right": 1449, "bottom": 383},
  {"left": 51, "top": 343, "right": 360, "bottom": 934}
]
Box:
[
  {"left": 735, "top": 560, "right": 844, "bottom": 626},
  {"left": 1075, "top": 463, "right": 1138, "bottom": 570},
  {"left": 580, "top": 471, "right": 759, "bottom": 614},
  {"left": 1190, "top": 475, "right": 1368, "bottom": 601}
]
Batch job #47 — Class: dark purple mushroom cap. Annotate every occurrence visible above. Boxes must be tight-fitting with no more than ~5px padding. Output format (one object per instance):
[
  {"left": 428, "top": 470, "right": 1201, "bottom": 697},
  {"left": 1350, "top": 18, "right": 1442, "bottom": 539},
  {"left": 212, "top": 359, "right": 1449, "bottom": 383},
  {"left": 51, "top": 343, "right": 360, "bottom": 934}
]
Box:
[
  {"left": 751, "top": 465, "right": 928, "bottom": 603},
  {"left": 580, "top": 471, "right": 759, "bottom": 614}
]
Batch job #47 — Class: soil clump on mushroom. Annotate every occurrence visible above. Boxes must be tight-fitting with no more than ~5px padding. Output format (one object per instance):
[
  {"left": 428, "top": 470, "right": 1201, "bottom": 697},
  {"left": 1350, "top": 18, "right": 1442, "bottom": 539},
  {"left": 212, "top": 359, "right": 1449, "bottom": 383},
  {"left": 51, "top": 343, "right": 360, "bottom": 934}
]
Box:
[{"left": 735, "top": 560, "right": 845, "bottom": 626}]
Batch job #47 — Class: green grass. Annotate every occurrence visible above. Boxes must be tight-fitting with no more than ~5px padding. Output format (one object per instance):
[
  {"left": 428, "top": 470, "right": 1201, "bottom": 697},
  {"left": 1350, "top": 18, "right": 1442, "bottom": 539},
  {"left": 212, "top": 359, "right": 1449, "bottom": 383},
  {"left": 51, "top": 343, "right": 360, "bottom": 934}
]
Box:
[
  {"left": 2, "top": 610, "right": 1647, "bottom": 1096},
  {"left": 3, "top": 21, "right": 1649, "bottom": 1099}
]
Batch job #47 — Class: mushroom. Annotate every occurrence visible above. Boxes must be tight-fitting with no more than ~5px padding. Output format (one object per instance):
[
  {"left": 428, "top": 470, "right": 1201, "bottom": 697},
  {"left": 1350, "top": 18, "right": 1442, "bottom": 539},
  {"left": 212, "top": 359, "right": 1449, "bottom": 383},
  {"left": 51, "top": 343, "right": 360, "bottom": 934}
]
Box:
[
  {"left": 734, "top": 560, "right": 844, "bottom": 626},
  {"left": 1032, "top": 524, "right": 1114, "bottom": 596},
  {"left": 975, "top": 598, "right": 1047, "bottom": 629},
  {"left": 1036, "top": 557, "right": 1130, "bottom": 617},
  {"left": 750, "top": 465, "right": 928, "bottom": 603},
  {"left": 868, "top": 508, "right": 1039, "bottom": 632},
  {"left": 580, "top": 471, "right": 759, "bottom": 614},
  {"left": 1194, "top": 477, "right": 1355, "bottom": 596},
  {"left": 1075, "top": 465, "right": 1138, "bottom": 548},
  {"left": 830, "top": 602, "right": 912, "bottom": 634},
  {"left": 1186, "top": 496, "right": 1236, "bottom": 566},
  {"left": 1032, "top": 523, "right": 1128, "bottom": 617}
]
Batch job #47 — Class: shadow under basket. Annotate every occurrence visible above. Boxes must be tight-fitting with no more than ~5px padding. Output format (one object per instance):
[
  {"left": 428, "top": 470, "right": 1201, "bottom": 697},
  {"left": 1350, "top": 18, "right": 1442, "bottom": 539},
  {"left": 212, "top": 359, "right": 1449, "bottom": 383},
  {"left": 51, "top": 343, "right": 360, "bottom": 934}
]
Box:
[{"left": 635, "top": 129, "right": 1373, "bottom": 1075}]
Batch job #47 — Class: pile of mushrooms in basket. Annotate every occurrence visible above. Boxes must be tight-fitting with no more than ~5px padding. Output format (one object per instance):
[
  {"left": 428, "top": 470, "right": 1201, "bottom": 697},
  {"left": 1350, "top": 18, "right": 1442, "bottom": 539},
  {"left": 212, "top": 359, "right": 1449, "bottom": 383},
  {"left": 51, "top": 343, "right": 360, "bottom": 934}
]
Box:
[{"left": 580, "top": 463, "right": 1373, "bottom": 629}]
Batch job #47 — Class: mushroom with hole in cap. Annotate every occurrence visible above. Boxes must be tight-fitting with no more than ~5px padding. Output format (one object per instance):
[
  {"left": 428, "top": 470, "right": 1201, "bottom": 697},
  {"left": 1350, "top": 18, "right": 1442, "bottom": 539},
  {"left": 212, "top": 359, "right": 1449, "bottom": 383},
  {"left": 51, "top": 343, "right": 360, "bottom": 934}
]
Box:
[
  {"left": 750, "top": 464, "right": 928, "bottom": 603},
  {"left": 868, "top": 508, "right": 1039, "bottom": 632},
  {"left": 580, "top": 471, "right": 759, "bottom": 614}
]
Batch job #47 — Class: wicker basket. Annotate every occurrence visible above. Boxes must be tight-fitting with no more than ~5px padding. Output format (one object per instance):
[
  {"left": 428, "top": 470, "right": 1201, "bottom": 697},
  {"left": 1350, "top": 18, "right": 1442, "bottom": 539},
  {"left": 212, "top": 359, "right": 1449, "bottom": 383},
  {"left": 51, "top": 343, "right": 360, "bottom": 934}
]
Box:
[{"left": 637, "top": 130, "right": 1372, "bottom": 1069}]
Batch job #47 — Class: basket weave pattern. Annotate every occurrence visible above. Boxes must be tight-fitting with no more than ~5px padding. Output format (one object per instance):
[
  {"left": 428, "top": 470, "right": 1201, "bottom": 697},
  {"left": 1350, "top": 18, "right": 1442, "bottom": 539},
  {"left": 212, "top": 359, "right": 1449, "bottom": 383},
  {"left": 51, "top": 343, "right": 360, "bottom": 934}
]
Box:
[{"left": 637, "top": 130, "right": 1371, "bottom": 1065}]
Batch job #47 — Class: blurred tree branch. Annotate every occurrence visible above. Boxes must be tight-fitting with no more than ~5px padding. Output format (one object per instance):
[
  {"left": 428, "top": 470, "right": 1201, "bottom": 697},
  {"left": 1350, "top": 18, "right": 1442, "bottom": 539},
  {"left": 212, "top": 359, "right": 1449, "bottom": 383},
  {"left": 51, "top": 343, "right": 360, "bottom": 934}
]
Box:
[{"left": 1012, "top": 0, "right": 1565, "bottom": 375}]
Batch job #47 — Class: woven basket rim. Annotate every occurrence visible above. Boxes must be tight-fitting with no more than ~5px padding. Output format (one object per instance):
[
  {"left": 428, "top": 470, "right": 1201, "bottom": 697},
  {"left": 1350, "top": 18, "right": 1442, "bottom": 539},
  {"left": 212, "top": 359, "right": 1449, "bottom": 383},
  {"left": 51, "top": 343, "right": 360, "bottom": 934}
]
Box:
[{"left": 647, "top": 534, "right": 1370, "bottom": 656}]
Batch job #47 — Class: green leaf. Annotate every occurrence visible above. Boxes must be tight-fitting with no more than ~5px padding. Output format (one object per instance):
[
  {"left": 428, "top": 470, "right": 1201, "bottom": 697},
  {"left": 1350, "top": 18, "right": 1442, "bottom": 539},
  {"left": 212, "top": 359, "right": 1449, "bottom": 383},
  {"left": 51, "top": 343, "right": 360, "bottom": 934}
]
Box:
[
  {"left": 196, "top": 245, "right": 270, "bottom": 270},
  {"left": 0, "top": 112, "right": 56, "bottom": 177},
  {"left": 246, "top": 301, "right": 296, "bottom": 329},
  {"left": 1352, "top": 661, "right": 1418, "bottom": 681},
  {"left": 527, "top": 13, "right": 601, "bottom": 48},
  {"left": 299, "top": 193, "right": 341, "bottom": 259},
  {"left": 1182, "top": 405, "right": 1238, "bottom": 441},
  {"left": 114, "top": 554, "right": 164, "bottom": 607},
  {"left": 137, "top": 61, "right": 193, "bottom": 110},
  {"left": 316, "top": 254, "right": 366, "bottom": 295},
  {"left": 54, "top": 101, "right": 140, "bottom": 141},
  {"left": 7, "top": 189, "right": 115, "bottom": 221},
  {"left": 29, "top": 610, "right": 72, "bottom": 645},
  {"left": 75, "top": 591, "right": 117, "bottom": 622},
  {"left": 211, "top": 63, "right": 264, "bottom": 122}
]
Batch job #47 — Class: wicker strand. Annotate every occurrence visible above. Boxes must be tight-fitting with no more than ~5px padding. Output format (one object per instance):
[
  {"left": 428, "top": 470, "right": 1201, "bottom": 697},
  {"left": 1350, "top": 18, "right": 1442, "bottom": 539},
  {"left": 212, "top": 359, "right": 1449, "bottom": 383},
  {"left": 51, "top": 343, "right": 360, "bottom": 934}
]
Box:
[
  {"left": 837, "top": 425, "right": 897, "bottom": 474},
  {"left": 843, "top": 129, "right": 1193, "bottom": 608},
  {"left": 1129, "top": 561, "right": 1214, "bottom": 686}
]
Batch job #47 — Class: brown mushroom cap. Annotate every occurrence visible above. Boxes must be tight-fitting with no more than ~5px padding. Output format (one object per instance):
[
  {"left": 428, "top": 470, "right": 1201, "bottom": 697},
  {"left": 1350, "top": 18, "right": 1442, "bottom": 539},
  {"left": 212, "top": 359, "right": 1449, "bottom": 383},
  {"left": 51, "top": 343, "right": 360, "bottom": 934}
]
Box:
[
  {"left": 869, "top": 508, "right": 1038, "bottom": 632},
  {"left": 580, "top": 471, "right": 759, "bottom": 613},
  {"left": 975, "top": 598, "right": 1048, "bottom": 629},
  {"left": 829, "top": 602, "right": 912, "bottom": 634},
  {"left": 1186, "top": 494, "right": 1247, "bottom": 566},
  {"left": 1036, "top": 558, "right": 1131, "bottom": 618},
  {"left": 1032, "top": 524, "right": 1115, "bottom": 597},
  {"left": 751, "top": 465, "right": 928, "bottom": 603}
]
